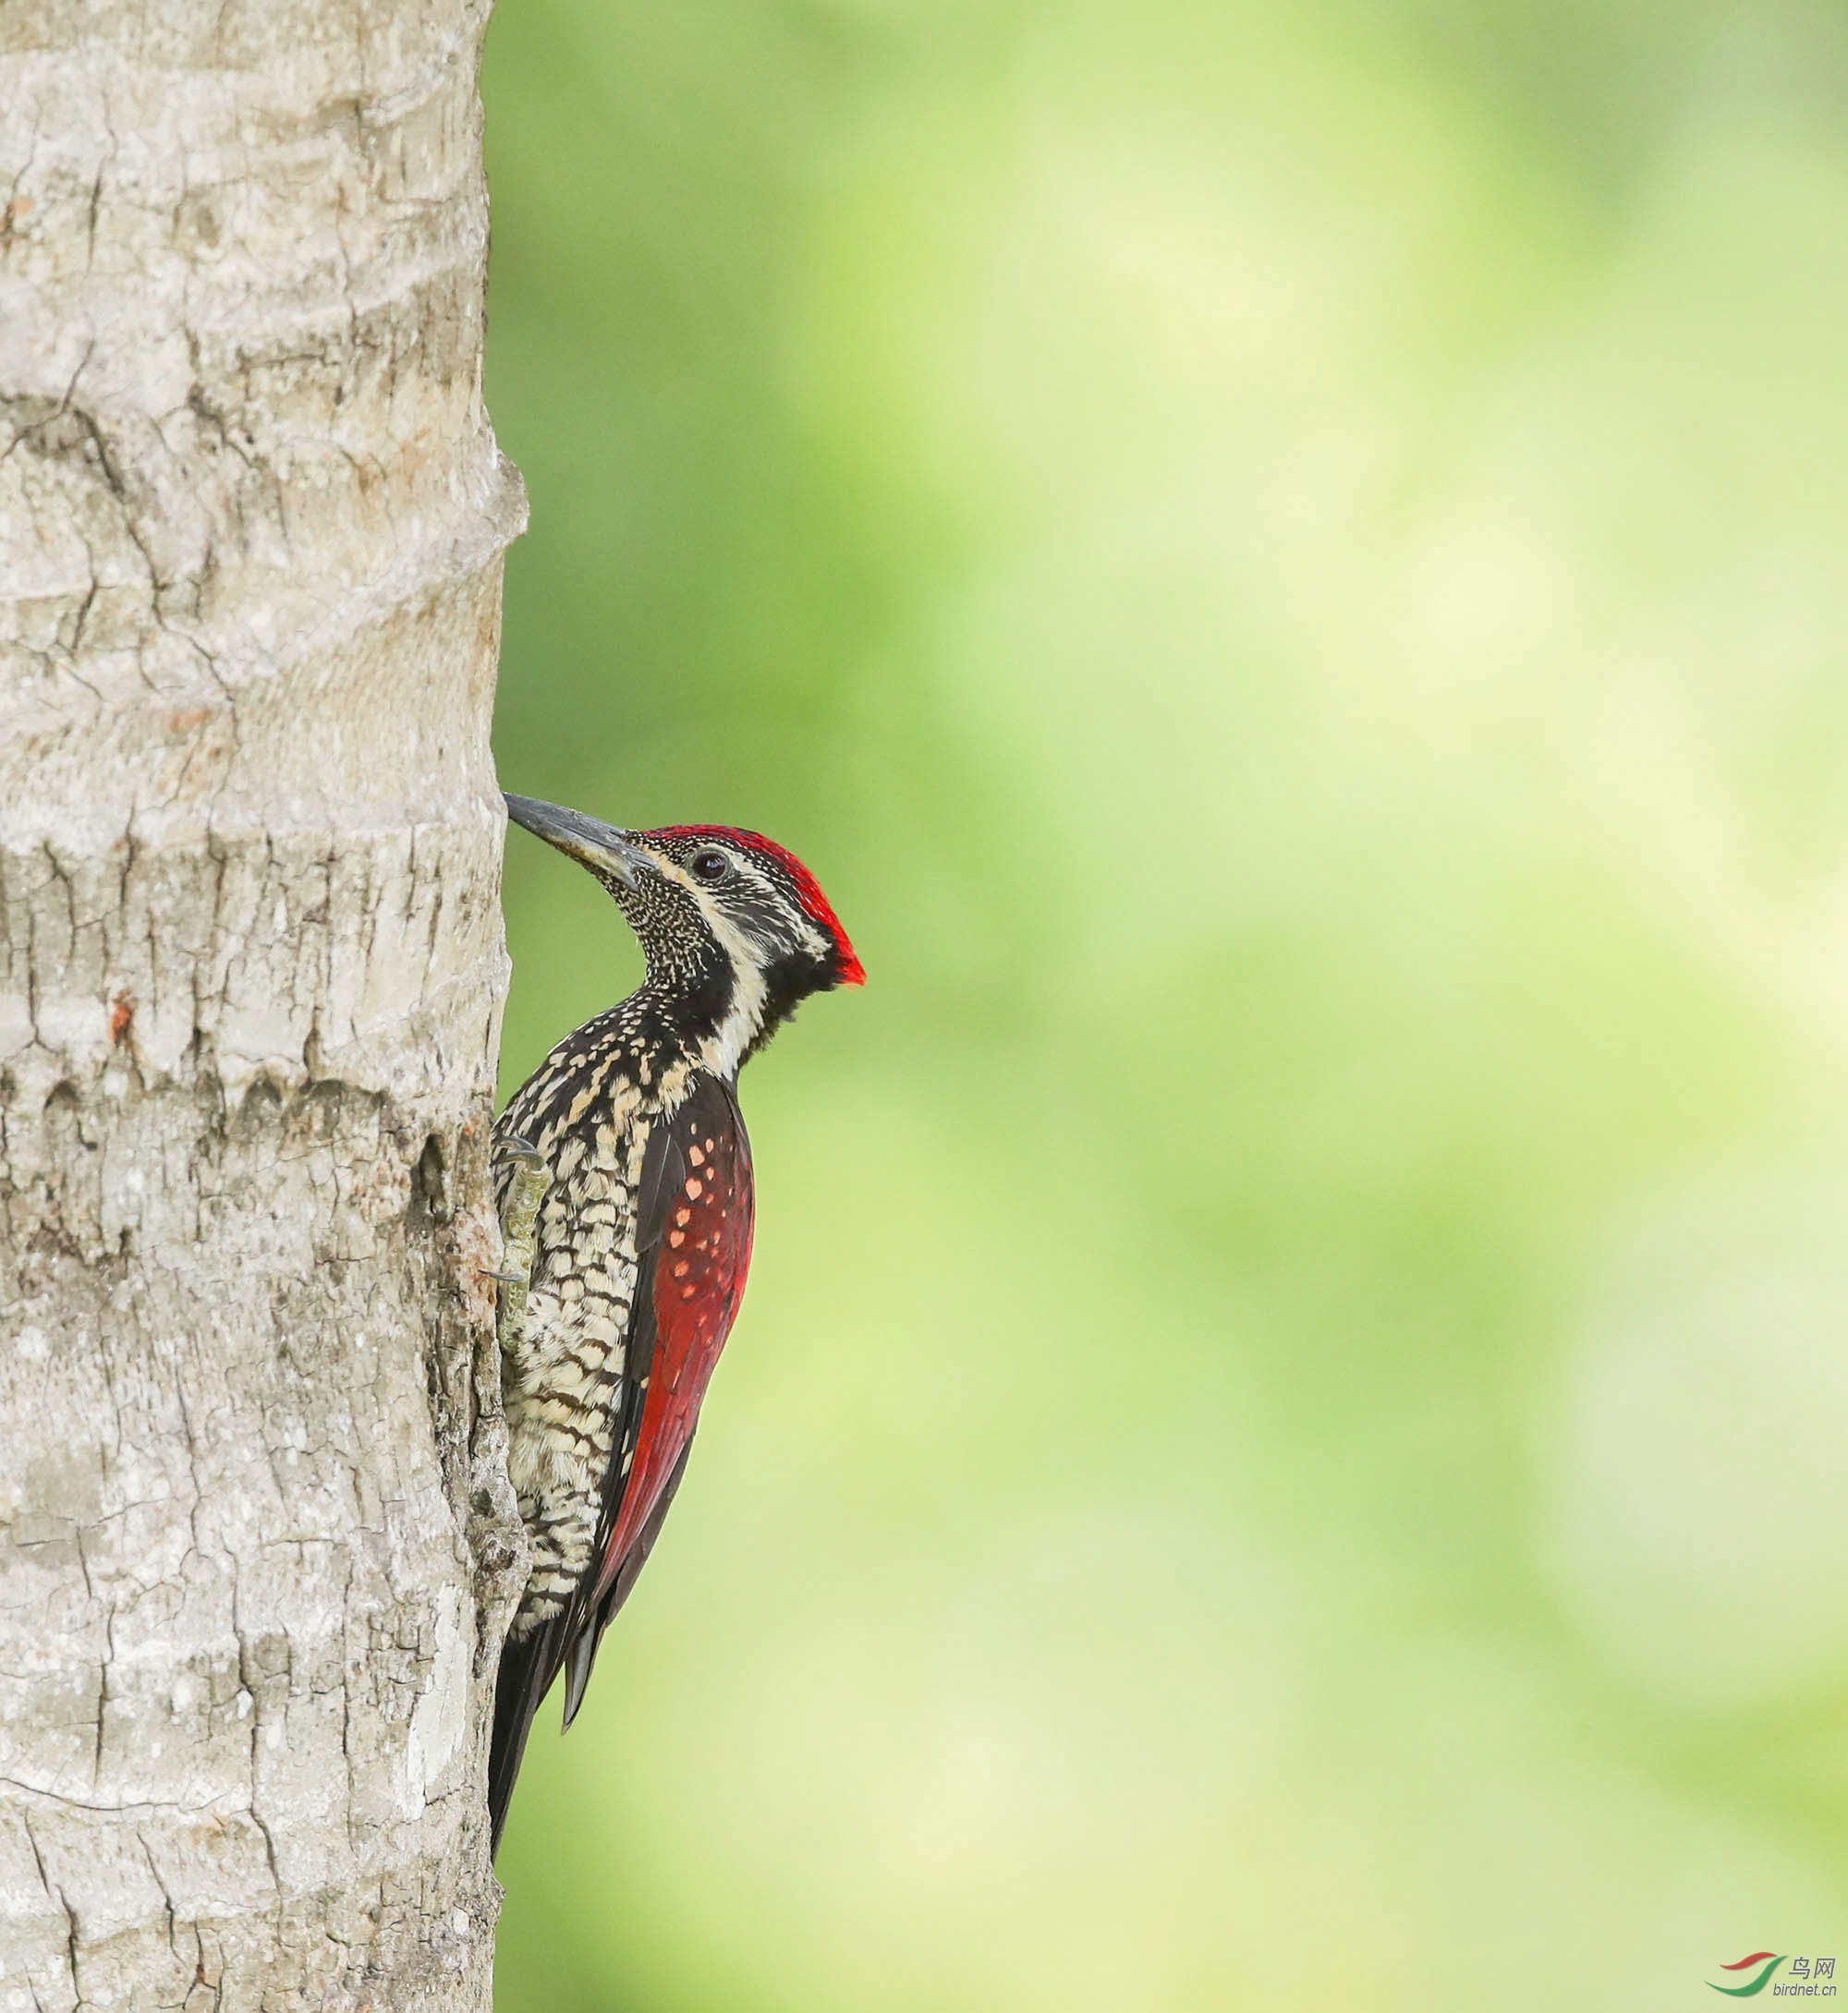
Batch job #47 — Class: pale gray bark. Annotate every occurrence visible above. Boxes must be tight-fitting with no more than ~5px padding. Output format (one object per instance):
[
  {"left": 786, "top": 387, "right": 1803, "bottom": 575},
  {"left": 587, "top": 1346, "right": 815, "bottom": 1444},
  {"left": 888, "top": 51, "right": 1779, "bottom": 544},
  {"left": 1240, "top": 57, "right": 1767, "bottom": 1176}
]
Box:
[{"left": 0, "top": 3, "right": 528, "bottom": 2007}]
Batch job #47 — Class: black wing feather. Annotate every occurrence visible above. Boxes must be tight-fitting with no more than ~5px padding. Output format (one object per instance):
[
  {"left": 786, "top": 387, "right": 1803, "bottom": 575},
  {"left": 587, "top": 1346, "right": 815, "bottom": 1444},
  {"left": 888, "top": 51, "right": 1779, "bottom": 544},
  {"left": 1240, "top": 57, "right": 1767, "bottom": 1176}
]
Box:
[{"left": 561, "top": 1433, "right": 695, "bottom": 1727}]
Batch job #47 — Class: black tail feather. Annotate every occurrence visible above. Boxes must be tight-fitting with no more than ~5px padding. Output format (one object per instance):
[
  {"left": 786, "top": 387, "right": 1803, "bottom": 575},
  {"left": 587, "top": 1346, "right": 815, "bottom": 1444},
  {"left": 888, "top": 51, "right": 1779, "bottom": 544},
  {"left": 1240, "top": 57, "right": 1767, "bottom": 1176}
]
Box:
[
  {"left": 488, "top": 1619, "right": 565, "bottom": 1858},
  {"left": 491, "top": 1438, "right": 697, "bottom": 1851}
]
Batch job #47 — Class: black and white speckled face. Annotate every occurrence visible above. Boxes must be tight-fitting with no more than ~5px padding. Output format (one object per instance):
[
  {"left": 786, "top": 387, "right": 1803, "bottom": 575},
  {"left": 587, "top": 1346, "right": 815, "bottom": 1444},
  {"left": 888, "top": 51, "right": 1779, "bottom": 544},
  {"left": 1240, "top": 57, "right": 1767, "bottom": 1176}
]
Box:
[{"left": 504, "top": 796, "right": 863, "bottom": 1079}]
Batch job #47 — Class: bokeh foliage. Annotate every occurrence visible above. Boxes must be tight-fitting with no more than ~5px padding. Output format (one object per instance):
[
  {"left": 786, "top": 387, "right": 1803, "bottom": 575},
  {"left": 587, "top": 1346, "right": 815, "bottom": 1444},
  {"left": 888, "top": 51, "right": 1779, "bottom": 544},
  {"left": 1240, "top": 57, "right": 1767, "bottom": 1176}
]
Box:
[{"left": 484, "top": 2, "right": 1848, "bottom": 2006}]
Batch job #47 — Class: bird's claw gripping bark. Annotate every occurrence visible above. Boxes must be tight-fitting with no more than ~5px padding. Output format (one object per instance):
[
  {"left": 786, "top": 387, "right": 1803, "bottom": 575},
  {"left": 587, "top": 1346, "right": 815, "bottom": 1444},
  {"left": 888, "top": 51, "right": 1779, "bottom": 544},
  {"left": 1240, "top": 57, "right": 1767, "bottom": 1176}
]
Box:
[{"left": 494, "top": 1137, "right": 551, "bottom": 1359}]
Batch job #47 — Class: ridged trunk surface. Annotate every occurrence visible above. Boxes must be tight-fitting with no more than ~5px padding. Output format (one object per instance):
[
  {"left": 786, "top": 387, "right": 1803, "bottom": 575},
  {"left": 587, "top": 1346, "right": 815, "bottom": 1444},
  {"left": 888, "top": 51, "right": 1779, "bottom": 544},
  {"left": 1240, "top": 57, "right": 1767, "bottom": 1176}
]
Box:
[{"left": 0, "top": 3, "right": 527, "bottom": 2007}]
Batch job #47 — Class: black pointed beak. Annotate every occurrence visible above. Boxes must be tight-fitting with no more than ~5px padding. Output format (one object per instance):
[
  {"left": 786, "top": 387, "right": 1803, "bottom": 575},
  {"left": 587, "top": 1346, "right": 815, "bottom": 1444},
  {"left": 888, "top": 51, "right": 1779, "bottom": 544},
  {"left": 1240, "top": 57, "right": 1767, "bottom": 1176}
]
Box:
[{"left": 504, "top": 794, "right": 653, "bottom": 889}]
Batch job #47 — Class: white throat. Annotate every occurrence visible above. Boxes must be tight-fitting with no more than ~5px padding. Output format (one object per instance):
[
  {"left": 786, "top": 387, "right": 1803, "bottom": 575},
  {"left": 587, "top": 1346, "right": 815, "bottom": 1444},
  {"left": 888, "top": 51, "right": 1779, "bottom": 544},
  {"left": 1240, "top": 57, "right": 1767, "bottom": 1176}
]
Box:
[{"left": 694, "top": 905, "right": 769, "bottom": 1082}]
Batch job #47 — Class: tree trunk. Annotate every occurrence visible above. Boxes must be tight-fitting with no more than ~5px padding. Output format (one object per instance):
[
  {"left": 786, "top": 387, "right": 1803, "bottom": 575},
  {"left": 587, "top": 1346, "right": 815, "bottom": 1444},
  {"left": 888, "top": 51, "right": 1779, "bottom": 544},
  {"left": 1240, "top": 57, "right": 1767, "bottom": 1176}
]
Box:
[{"left": 0, "top": 3, "right": 527, "bottom": 2007}]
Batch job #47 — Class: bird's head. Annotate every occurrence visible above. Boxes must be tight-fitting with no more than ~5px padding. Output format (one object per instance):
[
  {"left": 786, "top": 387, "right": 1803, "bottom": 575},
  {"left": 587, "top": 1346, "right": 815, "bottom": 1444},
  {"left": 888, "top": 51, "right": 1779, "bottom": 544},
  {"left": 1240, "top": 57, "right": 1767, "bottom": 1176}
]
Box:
[{"left": 505, "top": 793, "right": 864, "bottom": 1078}]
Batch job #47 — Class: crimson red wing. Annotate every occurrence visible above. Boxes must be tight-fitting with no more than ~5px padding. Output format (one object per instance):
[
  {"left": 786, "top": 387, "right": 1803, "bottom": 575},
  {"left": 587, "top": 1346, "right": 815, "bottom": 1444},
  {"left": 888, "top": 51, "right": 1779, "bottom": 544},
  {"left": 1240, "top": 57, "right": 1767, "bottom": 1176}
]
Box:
[
  {"left": 546, "top": 1073, "right": 754, "bottom": 1733},
  {"left": 598, "top": 1074, "right": 755, "bottom": 1598},
  {"left": 490, "top": 1074, "right": 756, "bottom": 1841}
]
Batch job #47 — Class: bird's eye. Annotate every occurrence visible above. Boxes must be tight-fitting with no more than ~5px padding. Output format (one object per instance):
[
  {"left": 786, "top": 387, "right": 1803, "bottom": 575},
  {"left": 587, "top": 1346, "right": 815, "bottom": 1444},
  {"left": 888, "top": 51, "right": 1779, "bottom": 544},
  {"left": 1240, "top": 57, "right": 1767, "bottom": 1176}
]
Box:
[{"left": 690, "top": 849, "right": 731, "bottom": 884}]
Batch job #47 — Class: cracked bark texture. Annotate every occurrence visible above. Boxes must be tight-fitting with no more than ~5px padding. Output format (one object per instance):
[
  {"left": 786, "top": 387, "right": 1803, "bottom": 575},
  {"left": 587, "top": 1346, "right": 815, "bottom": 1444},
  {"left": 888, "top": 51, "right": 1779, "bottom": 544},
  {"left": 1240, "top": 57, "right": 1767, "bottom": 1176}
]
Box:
[{"left": 0, "top": 2, "right": 529, "bottom": 2007}]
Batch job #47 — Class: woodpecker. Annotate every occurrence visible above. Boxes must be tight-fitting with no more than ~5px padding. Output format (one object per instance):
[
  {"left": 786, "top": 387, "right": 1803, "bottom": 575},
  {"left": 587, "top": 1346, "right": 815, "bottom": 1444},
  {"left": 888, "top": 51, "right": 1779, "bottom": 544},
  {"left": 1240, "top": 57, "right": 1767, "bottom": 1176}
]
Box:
[{"left": 487, "top": 793, "right": 864, "bottom": 1854}]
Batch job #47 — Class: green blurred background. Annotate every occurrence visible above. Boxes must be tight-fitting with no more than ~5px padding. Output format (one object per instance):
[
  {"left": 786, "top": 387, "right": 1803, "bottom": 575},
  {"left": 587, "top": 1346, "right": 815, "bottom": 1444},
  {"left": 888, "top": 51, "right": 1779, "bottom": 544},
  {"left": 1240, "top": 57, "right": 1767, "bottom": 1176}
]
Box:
[{"left": 483, "top": 2, "right": 1848, "bottom": 2006}]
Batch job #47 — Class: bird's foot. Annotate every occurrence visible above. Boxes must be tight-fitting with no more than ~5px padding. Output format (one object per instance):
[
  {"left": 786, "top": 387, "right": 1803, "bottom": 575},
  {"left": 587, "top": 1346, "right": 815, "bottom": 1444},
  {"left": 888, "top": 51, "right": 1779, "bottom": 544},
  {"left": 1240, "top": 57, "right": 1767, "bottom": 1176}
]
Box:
[{"left": 494, "top": 1136, "right": 551, "bottom": 1357}]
